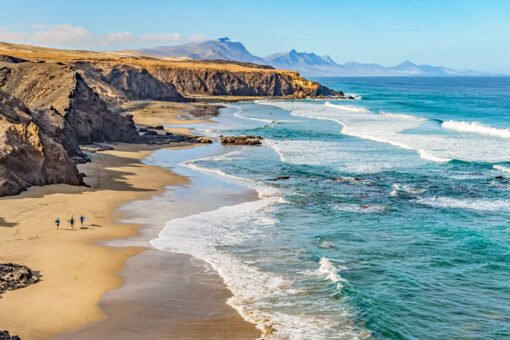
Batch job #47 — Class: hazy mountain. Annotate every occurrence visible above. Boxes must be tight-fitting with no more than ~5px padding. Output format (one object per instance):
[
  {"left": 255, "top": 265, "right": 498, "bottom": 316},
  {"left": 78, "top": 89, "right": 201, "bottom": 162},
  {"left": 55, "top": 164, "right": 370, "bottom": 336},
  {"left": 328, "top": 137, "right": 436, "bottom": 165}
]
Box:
[
  {"left": 264, "top": 49, "right": 341, "bottom": 75},
  {"left": 265, "top": 51, "right": 480, "bottom": 76},
  {"left": 139, "top": 37, "right": 266, "bottom": 65},
  {"left": 139, "top": 38, "right": 484, "bottom": 77}
]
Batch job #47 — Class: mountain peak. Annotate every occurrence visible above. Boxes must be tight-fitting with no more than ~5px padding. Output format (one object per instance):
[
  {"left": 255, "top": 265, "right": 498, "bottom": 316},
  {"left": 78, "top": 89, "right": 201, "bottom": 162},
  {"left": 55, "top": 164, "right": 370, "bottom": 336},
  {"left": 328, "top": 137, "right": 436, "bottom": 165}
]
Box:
[
  {"left": 398, "top": 60, "right": 417, "bottom": 67},
  {"left": 138, "top": 37, "right": 266, "bottom": 65}
]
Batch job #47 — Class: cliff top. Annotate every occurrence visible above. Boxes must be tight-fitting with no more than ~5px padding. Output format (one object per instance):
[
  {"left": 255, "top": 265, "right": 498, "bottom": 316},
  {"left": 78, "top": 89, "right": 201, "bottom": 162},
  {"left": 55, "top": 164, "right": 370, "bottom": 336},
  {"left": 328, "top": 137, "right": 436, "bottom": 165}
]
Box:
[{"left": 0, "top": 42, "right": 296, "bottom": 75}]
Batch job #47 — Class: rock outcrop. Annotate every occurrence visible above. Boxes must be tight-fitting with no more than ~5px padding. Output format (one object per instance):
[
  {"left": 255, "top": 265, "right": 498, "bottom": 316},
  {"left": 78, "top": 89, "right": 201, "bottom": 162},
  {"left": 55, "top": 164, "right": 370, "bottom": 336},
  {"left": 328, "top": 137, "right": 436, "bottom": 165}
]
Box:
[
  {"left": 99, "top": 64, "right": 185, "bottom": 101},
  {"left": 0, "top": 330, "right": 21, "bottom": 340},
  {"left": 0, "top": 263, "right": 39, "bottom": 295},
  {"left": 145, "top": 64, "right": 342, "bottom": 98},
  {"left": 0, "top": 61, "right": 141, "bottom": 146},
  {"left": 220, "top": 135, "right": 263, "bottom": 145},
  {"left": 0, "top": 91, "right": 83, "bottom": 196}
]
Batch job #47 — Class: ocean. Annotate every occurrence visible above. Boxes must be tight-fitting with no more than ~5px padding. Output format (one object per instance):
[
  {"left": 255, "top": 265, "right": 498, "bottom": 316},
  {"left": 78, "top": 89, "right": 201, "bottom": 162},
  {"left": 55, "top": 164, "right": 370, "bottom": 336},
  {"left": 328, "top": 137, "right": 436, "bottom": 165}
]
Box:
[{"left": 150, "top": 77, "right": 510, "bottom": 339}]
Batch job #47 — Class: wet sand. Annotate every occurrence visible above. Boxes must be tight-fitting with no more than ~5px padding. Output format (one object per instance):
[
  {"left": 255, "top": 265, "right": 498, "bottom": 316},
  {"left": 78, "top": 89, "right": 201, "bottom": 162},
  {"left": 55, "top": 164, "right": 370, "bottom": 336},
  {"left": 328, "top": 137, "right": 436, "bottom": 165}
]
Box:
[
  {"left": 57, "top": 250, "right": 259, "bottom": 340},
  {"left": 0, "top": 102, "right": 261, "bottom": 339}
]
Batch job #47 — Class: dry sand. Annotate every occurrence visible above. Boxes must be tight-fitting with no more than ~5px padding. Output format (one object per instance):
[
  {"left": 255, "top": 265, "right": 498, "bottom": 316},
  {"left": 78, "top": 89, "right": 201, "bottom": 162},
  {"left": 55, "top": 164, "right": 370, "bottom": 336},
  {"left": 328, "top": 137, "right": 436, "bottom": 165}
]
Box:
[
  {"left": 0, "top": 102, "right": 260, "bottom": 339},
  {"left": 56, "top": 251, "right": 260, "bottom": 340}
]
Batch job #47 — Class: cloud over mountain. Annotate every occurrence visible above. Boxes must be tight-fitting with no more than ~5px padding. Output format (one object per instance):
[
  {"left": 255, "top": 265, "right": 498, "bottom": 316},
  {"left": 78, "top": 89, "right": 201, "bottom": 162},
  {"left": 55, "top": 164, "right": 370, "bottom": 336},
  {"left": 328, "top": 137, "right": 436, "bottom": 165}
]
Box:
[{"left": 0, "top": 25, "right": 206, "bottom": 49}]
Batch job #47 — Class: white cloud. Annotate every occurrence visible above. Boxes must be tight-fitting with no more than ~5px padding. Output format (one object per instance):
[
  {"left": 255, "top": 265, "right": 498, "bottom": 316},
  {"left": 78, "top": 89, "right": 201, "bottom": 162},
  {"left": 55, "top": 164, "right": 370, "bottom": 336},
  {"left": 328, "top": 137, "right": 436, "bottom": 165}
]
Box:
[
  {"left": 0, "top": 25, "right": 206, "bottom": 49},
  {"left": 29, "top": 24, "right": 48, "bottom": 29}
]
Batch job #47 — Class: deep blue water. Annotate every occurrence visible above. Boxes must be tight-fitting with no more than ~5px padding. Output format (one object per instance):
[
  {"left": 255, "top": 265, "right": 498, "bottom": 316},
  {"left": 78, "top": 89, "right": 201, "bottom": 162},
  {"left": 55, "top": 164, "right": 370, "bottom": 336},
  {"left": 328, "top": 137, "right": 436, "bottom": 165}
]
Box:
[{"left": 153, "top": 77, "right": 510, "bottom": 339}]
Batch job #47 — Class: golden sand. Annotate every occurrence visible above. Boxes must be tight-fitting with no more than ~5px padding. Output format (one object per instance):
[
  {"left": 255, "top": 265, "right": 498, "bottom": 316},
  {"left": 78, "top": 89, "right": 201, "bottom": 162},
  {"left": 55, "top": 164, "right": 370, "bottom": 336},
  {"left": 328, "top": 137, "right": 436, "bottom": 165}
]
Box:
[{"left": 0, "top": 102, "right": 260, "bottom": 339}]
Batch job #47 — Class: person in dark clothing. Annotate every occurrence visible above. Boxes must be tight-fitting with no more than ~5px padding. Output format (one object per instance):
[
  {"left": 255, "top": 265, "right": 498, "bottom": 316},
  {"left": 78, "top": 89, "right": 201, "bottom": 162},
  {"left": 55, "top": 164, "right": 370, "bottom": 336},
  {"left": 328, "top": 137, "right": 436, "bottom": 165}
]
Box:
[
  {"left": 69, "top": 217, "right": 75, "bottom": 229},
  {"left": 55, "top": 218, "right": 60, "bottom": 230},
  {"left": 79, "top": 215, "right": 87, "bottom": 226}
]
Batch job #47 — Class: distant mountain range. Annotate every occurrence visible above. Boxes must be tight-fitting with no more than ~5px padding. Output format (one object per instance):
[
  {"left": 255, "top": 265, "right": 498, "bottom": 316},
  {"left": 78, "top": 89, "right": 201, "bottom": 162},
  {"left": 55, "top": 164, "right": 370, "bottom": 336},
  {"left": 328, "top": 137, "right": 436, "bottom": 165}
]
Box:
[
  {"left": 139, "top": 37, "right": 267, "bottom": 65},
  {"left": 138, "top": 38, "right": 485, "bottom": 77}
]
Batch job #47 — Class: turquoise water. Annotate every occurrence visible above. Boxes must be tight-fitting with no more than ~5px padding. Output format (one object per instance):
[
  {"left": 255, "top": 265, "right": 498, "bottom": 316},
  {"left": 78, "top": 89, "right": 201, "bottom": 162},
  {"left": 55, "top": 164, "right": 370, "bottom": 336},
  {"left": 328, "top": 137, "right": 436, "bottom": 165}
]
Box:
[{"left": 152, "top": 77, "right": 510, "bottom": 339}]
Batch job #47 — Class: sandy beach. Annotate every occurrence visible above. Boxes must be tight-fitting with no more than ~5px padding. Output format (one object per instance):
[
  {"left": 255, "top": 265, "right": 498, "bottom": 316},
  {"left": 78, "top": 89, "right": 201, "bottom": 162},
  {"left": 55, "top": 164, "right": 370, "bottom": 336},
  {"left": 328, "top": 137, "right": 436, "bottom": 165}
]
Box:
[{"left": 0, "top": 102, "right": 260, "bottom": 339}]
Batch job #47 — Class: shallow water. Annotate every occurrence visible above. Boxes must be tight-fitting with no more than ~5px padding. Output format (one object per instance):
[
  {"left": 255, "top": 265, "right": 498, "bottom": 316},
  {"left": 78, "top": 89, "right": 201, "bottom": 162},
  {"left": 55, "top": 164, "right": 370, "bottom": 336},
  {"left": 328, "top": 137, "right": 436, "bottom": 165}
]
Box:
[{"left": 152, "top": 77, "right": 510, "bottom": 339}]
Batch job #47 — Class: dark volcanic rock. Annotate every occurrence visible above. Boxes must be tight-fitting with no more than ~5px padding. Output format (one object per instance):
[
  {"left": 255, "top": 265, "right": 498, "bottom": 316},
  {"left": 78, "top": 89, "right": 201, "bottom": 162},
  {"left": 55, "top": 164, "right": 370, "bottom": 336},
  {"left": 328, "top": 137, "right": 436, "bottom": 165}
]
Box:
[
  {"left": 195, "top": 136, "right": 214, "bottom": 144},
  {"left": 0, "top": 90, "right": 83, "bottom": 196},
  {"left": 102, "top": 64, "right": 185, "bottom": 101},
  {"left": 0, "top": 330, "right": 21, "bottom": 340},
  {"left": 0, "top": 62, "right": 141, "bottom": 147},
  {"left": 0, "top": 55, "right": 28, "bottom": 64},
  {"left": 0, "top": 263, "right": 38, "bottom": 295},
  {"left": 31, "top": 107, "right": 86, "bottom": 161},
  {"left": 220, "top": 135, "right": 263, "bottom": 145},
  {"left": 145, "top": 65, "right": 342, "bottom": 98},
  {"left": 65, "top": 73, "right": 140, "bottom": 144},
  {"left": 269, "top": 176, "right": 290, "bottom": 181}
]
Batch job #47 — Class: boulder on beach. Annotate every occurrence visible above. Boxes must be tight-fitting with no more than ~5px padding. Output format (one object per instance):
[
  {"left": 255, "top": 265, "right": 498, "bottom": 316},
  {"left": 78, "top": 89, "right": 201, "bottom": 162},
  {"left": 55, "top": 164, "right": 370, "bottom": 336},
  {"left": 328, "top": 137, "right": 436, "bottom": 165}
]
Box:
[
  {"left": 195, "top": 136, "right": 214, "bottom": 144},
  {"left": 0, "top": 330, "right": 21, "bottom": 340},
  {"left": 220, "top": 135, "right": 263, "bottom": 145},
  {"left": 0, "top": 263, "right": 39, "bottom": 295}
]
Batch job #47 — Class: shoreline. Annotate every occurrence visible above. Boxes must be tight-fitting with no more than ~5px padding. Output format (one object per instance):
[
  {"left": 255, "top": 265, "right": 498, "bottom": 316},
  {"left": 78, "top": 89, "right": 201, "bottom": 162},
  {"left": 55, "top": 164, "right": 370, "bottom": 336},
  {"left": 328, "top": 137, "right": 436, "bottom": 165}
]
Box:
[{"left": 0, "top": 102, "right": 261, "bottom": 339}]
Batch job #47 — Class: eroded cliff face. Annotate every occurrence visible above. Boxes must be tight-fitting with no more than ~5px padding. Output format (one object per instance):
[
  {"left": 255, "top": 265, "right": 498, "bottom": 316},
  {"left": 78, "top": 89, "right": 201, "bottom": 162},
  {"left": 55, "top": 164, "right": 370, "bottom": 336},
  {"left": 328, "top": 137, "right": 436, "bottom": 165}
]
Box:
[
  {"left": 0, "top": 61, "right": 141, "bottom": 146},
  {"left": 99, "top": 64, "right": 185, "bottom": 101},
  {"left": 144, "top": 64, "right": 342, "bottom": 98},
  {"left": 0, "top": 91, "right": 82, "bottom": 196},
  {"left": 65, "top": 72, "right": 140, "bottom": 143}
]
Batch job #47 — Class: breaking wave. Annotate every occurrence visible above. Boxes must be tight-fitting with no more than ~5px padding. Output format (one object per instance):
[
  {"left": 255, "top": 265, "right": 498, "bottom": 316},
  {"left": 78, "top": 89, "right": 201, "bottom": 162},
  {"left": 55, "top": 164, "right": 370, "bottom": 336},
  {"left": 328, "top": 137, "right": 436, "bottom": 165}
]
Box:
[{"left": 442, "top": 120, "right": 510, "bottom": 139}]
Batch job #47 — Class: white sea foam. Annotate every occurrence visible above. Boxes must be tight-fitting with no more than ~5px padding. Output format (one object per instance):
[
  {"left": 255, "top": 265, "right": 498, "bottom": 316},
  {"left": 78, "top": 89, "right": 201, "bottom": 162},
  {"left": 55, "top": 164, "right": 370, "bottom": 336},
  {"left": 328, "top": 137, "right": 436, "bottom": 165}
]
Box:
[
  {"left": 151, "top": 193, "right": 363, "bottom": 338},
  {"left": 258, "top": 101, "right": 510, "bottom": 164},
  {"left": 317, "top": 237, "right": 335, "bottom": 248},
  {"left": 333, "top": 203, "right": 387, "bottom": 213},
  {"left": 442, "top": 120, "right": 510, "bottom": 139},
  {"left": 380, "top": 111, "right": 428, "bottom": 121},
  {"left": 325, "top": 101, "right": 370, "bottom": 112},
  {"left": 152, "top": 150, "right": 368, "bottom": 339},
  {"left": 234, "top": 111, "right": 275, "bottom": 124},
  {"left": 416, "top": 196, "right": 510, "bottom": 212},
  {"left": 416, "top": 150, "right": 451, "bottom": 163},
  {"left": 345, "top": 93, "right": 362, "bottom": 100},
  {"left": 390, "top": 183, "right": 426, "bottom": 197},
  {"left": 317, "top": 257, "right": 349, "bottom": 290},
  {"left": 264, "top": 138, "right": 422, "bottom": 173},
  {"left": 494, "top": 165, "right": 510, "bottom": 173}
]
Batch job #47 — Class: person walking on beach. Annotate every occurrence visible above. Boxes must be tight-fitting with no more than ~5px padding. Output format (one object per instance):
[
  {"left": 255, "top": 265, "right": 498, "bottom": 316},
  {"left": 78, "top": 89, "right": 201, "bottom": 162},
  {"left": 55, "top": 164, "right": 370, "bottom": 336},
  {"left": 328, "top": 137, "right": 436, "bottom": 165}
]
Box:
[
  {"left": 79, "top": 214, "right": 87, "bottom": 226},
  {"left": 69, "top": 216, "right": 75, "bottom": 229},
  {"left": 55, "top": 218, "right": 60, "bottom": 230}
]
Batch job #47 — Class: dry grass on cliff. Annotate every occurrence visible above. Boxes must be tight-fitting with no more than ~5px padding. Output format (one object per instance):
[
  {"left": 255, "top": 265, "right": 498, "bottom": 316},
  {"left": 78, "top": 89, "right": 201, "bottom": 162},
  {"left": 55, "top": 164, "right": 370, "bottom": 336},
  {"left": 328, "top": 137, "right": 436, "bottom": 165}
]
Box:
[{"left": 0, "top": 42, "right": 298, "bottom": 75}]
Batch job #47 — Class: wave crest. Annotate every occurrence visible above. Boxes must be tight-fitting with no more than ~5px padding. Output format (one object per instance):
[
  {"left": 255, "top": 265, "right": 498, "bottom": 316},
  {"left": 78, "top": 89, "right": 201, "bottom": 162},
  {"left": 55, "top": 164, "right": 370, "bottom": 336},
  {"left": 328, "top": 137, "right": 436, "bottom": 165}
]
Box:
[
  {"left": 325, "top": 101, "right": 370, "bottom": 112},
  {"left": 416, "top": 196, "right": 510, "bottom": 211},
  {"left": 317, "top": 257, "right": 349, "bottom": 289},
  {"left": 380, "top": 111, "right": 428, "bottom": 121},
  {"left": 442, "top": 120, "right": 510, "bottom": 139},
  {"left": 494, "top": 165, "right": 510, "bottom": 173}
]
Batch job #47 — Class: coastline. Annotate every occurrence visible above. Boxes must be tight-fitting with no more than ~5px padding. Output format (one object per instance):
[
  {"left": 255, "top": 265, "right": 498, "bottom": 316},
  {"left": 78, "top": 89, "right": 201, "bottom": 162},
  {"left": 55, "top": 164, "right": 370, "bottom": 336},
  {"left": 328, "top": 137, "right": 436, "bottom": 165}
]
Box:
[{"left": 0, "top": 102, "right": 261, "bottom": 339}]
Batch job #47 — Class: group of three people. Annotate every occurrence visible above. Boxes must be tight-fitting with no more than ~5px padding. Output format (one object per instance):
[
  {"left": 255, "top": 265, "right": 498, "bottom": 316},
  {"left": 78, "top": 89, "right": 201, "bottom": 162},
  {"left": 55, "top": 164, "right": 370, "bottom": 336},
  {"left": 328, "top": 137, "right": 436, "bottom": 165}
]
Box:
[{"left": 55, "top": 215, "right": 87, "bottom": 229}]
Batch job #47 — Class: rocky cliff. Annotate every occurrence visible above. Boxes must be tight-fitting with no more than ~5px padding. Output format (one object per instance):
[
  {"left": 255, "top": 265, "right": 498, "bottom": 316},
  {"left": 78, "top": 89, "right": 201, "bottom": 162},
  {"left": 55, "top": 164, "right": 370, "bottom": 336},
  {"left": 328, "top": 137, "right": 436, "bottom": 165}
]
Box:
[
  {"left": 0, "top": 60, "right": 142, "bottom": 146},
  {"left": 0, "top": 90, "right": 83, "bottom": 196},
  {"left": 0, "top": 42, "right": 344, "bottom": 196},
  {"left": 144, "top": 64, "right": 340, "bottom": 97}
]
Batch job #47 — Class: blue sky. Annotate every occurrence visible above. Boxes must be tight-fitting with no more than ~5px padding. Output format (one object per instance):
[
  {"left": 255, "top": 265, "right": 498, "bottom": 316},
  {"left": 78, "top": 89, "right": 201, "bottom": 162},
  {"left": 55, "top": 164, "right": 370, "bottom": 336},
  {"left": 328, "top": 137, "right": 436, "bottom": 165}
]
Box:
[{"left": 1, "top": 0, "right": 509, "bottom": 72}]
